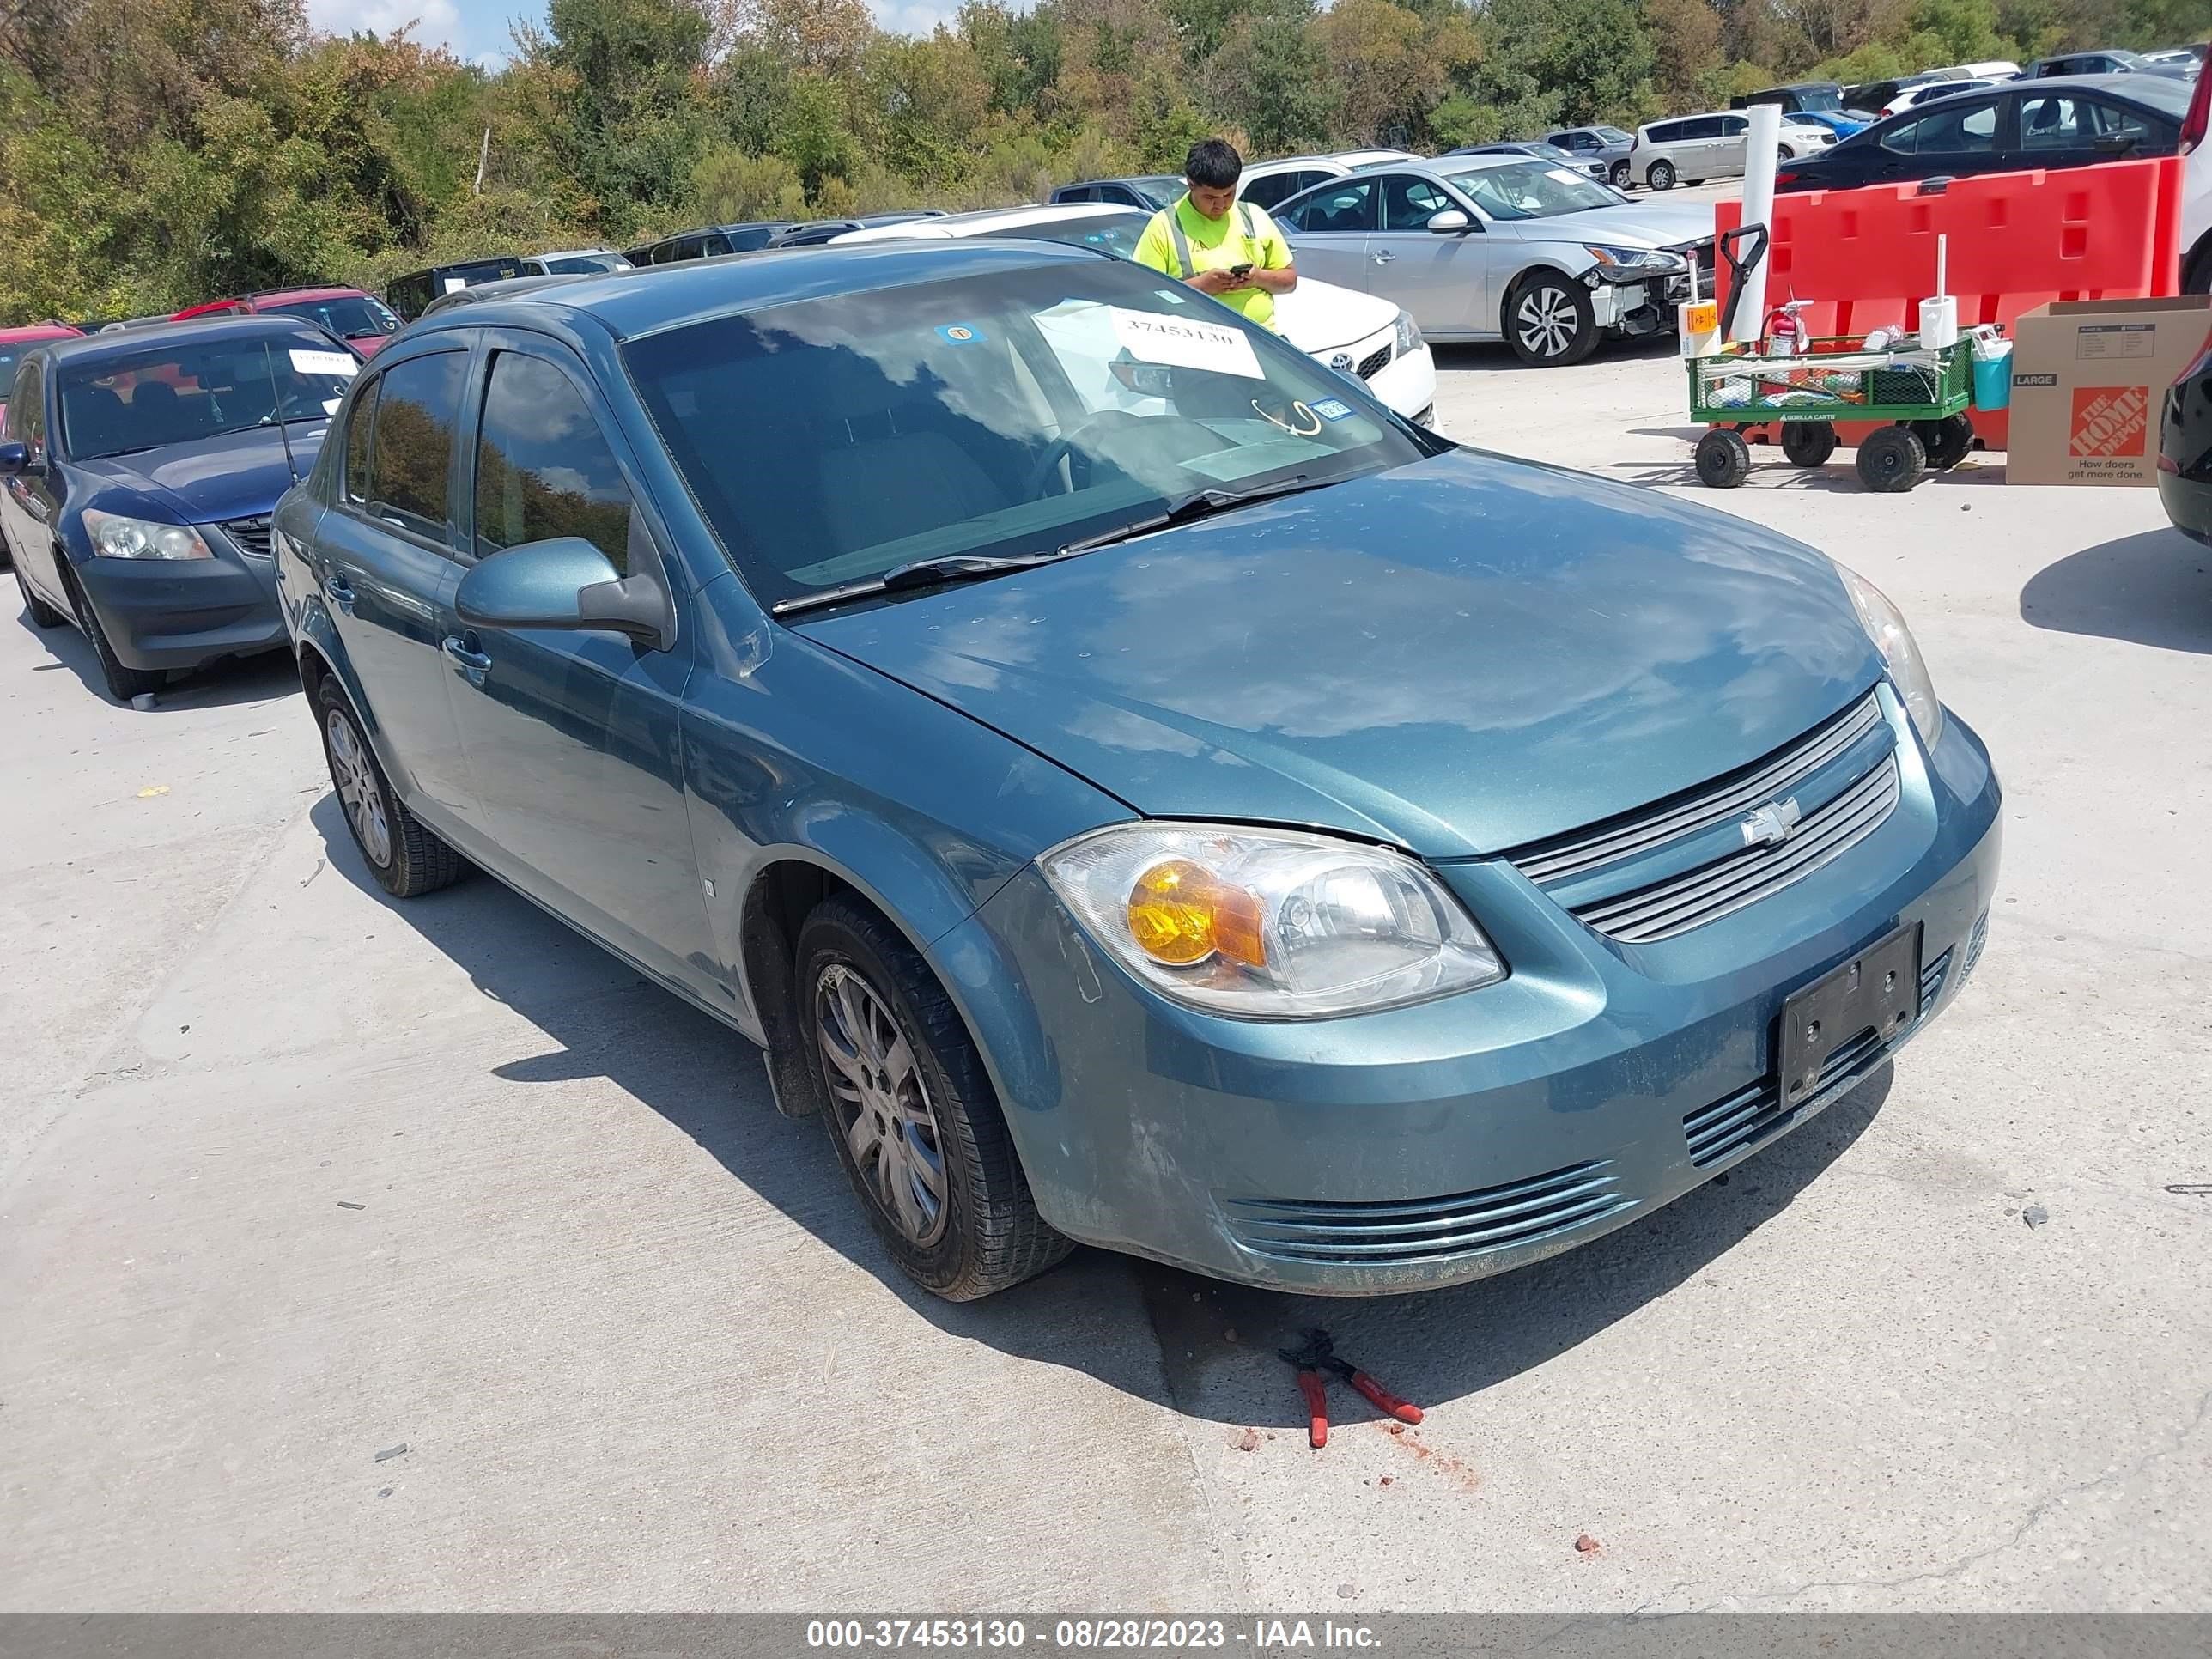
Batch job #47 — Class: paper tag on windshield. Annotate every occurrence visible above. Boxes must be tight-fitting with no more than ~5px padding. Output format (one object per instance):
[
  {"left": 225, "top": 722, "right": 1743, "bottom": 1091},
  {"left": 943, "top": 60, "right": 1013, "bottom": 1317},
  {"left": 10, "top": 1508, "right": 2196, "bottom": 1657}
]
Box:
[
  {"left": 441, "top": 276, "right": 466, "bottom": 293},
  {"left": 290, "top": 349, "right": 357, "bottom": 376},
  {"left": 1109, "top": 307, "right": 1263, "bottom": 380}
]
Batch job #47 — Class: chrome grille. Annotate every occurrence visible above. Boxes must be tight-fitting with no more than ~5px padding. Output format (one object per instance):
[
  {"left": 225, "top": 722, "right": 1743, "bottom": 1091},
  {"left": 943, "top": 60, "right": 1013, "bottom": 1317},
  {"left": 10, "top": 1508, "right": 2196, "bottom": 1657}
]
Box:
[
  {"left": 222, "top": 514, "right": 274, "bottom": 558},
  {"left": 1508, "top": 691, "right": 1899, "bottom": 945},
  {"left": 1221, "top": 1160, "right": 1634, "bottom": 1268},
  {"left": 1576, "top": 757, "right": 1900, "bottom": 944},
  {"left": 1355, "top": 343, "right": 1393, "bottom": 381},
  {"left": 1683, "top": 1023, "right": 1888, "bottom": 1168}
]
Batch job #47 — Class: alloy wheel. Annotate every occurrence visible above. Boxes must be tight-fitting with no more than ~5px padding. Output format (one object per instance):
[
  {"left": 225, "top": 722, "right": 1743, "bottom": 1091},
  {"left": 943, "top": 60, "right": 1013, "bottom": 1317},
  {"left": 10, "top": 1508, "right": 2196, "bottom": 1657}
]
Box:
[
  {"left": 816, "top": 963, "right": 951, "bottom": 1246},
  {"left": 1516, "top": 284, "right": 1579, "bottom": 360},
  {"left": 325, "top": 708, "right": 392, "bottom": 869}
]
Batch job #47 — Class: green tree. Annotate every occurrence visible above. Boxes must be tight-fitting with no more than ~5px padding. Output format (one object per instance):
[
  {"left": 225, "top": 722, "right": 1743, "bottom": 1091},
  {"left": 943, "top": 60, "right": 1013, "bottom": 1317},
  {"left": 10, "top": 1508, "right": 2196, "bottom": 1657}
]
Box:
[{"left": 1205, "top": 0, "right": 1340, "bottom": 153}]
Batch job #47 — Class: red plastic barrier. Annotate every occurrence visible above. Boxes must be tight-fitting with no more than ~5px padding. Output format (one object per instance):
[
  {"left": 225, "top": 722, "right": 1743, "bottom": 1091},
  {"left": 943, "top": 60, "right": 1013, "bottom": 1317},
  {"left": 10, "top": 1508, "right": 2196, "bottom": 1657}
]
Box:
[{"left": 1714, "top": 157, "right": 2184, "bottom": 450}]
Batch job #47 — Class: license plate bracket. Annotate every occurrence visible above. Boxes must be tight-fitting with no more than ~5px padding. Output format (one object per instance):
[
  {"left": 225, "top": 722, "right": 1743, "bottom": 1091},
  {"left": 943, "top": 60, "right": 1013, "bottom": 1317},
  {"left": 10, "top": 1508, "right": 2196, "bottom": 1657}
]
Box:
[{"left": 1778, "top": 923, "right": 1922, "bottom": 1107}]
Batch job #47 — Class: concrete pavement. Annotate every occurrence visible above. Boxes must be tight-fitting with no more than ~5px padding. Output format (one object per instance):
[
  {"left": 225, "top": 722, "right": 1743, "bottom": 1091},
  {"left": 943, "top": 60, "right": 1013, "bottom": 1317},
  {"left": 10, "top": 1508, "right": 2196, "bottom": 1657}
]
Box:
[{"left": 3, "top": 340, "right": 2208, "bottom": 1612}]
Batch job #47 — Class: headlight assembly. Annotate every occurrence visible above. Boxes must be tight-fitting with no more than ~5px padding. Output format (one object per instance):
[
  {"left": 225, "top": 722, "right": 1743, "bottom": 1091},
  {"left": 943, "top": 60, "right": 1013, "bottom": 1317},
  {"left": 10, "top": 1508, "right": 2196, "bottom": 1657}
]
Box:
[
  {"left": 1039, "top": 823, "right": 1504, "bottom": 1018},
  {"left": 1836, "top": 563, "right": 1943, "bottom": 748},
  {"left": 82, "top": 509, "right": 211, "bottom": 562},
  {"left": 1393, "top": 307, "right": 1422, "bottom": 358}
]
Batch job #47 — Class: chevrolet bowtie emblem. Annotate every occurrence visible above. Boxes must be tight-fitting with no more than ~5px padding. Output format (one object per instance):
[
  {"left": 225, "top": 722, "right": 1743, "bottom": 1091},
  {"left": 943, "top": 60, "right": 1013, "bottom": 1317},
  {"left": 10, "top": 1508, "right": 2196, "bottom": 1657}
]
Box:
[{"left": 1741, "top": 798, "right": 1803, "bottom": 848}]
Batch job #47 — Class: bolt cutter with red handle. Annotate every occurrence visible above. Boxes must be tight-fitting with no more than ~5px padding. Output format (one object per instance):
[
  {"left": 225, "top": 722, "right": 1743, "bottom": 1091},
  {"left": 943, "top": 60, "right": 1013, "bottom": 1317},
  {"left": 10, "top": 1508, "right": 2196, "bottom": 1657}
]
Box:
[{"left": 1279, "top": 1328, "right": 1423, "bottom": 1449}]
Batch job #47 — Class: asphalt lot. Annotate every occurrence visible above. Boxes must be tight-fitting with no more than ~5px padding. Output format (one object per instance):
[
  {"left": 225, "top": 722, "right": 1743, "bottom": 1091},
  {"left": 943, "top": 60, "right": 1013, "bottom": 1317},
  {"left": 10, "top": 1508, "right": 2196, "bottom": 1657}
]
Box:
[{"left": 3, "top": 319, "right": 2209, "bottom": 1613}]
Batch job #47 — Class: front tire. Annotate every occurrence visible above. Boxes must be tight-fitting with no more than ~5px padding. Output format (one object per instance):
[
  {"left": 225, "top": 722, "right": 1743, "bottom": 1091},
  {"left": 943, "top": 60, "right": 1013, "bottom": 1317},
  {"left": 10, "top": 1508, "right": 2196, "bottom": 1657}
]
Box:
[
  {"left": 1856, "top": 424, "right": 1928, "bottom": 493},
  {"left": 15, "top": 562, "right": 63, "bottom": 629},
  {"left": 799, "top": 896, "right": 1069, "bottom": 1301},
  {"left": 1646, "top": 159, "right": 1677, "bottom": 191},
  {"left": 1912, "top": 414, "right": 1974, "bottom": 471},
  {"left": 60, "top": 561, "right": 163, "bottom": 702},
  {"left": 314, "top": 677, "right": 465, "bottom": 897},
  {"left": 1609, "top": 161, "right": 1631, "bottom": 188},
  {"left": 1505, "top": 272, "right": 1599, "bottom": 367},
  {"left": 1695, "top": 428, "right": 1752, "bottom": 488},
  {"left": 1782, "top": 421, "right": 1839, "bottom": 468}
]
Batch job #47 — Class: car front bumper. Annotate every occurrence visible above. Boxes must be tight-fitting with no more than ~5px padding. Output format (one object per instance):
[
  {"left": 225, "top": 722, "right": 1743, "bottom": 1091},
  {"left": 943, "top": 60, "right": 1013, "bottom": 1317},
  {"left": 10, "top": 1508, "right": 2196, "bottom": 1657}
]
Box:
[
  {"left": 73, "top": 525, "right": 285, "bottom": 671},
  {"left": 2160, "top": 381, "right": 2212, "bottom": 544},
  {"left": 955, "top": 696, "right": 2002, "bottom": 1294}
]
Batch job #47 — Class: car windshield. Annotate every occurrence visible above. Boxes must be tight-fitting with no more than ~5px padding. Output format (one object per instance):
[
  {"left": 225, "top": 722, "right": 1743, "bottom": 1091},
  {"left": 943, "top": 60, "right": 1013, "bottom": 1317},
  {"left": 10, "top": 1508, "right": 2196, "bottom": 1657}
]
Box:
[
  {"left": 541, "top": 253, "right": 628, "bottom": 274},
  {"left": 57, "top": 333, "right": 358, "bottom": 459},
  {"left": 625, "top": 259, "right": 1428, "bottom": 610},
  {"left": 977, "top": 211, "right": 1151, "bottom": 259},
  {"left": 259, "top": 295, "right": 399, "bottom": 337},
  {"left": 1130, "top": 177, "right": 1184, "bottom": 209},
  {"left": 1595, "top": 126, "right": 1634, "bottom": 143},
  {"left": 1443, "top": 160, "right": 1619, "bottom": 220},
  {"left": 1794, "top": 88, "right": 1844, "bottom": 111}
]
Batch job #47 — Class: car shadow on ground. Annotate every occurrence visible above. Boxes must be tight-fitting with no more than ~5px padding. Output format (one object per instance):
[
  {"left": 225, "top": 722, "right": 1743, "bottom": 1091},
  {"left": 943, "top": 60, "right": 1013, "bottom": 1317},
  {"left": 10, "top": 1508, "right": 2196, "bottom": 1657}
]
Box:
[
  {"left": 10, "top": 606, "right": 301, "bottom": 711},
  {"left": 2020, "top": 527, "right": 2212, "bottom": 654},
  {"left": 310, "top": 792, "right": 1889, "bottom": 1430}
]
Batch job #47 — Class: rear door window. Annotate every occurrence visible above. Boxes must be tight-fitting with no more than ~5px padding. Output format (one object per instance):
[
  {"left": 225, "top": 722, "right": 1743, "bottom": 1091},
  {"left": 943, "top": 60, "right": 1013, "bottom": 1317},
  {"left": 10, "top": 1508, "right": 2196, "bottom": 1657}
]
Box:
[
  {"left": 361, "top": 350, "right": 466, "bottom": 545},
  {"left": 471, "top": 352, "right": 633, "bottom": 573},
  {"left": 1285, "top": 179, "right": 1376, "bottom": 234},
  {"left": 2018, "top": 93, "right": 2090, "bottom": 149},
  {"left": 343, "top": 374, "right": 380, "bottom": 505}
]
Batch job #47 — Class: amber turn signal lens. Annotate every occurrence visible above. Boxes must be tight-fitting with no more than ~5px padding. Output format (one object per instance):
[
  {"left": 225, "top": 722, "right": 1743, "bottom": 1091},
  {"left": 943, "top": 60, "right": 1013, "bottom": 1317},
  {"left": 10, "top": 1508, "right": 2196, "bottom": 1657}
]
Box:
[{"left": 1126, "top": 860, "right": 1267, "bottom": 969}]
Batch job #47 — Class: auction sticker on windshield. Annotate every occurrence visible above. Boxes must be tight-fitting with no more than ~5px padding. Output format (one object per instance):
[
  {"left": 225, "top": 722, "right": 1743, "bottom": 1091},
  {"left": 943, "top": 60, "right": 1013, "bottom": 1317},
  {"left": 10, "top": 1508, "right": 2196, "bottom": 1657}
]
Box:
[
  {"left": 1110, "top": 307, "right": 1263, "bottom": 380},
  {"left": 290, "top": 349, "right": 358, "bottom": 376}
]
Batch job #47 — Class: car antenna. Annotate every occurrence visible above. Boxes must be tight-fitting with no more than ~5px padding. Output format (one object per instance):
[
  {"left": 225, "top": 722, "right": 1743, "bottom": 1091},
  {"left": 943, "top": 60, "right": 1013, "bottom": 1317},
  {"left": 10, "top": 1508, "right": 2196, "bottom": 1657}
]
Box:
[{"left": 262, "top": 338, "right": 301, "bottom": 487}]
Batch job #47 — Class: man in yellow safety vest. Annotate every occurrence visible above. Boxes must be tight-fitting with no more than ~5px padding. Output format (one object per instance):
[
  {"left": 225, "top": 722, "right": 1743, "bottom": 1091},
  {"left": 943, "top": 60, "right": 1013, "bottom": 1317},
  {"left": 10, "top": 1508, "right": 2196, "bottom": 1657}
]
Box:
[{"left": 1132, "top": 138, "right": 1297, "bottom": 331}]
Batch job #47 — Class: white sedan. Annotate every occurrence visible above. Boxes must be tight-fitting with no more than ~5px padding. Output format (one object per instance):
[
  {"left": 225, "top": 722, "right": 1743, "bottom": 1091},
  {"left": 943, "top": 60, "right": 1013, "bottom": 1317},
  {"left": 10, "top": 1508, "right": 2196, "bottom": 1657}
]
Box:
[{"left": 833, "top": 204, "right": 1443, "bottom": 432}]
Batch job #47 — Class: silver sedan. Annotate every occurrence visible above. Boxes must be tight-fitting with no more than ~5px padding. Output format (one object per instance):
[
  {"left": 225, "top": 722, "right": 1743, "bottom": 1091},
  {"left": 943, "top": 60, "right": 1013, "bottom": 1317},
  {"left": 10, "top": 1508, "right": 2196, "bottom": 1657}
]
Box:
[{"left": 1272, "top": 155, "right": 1717, "bottom": 367}]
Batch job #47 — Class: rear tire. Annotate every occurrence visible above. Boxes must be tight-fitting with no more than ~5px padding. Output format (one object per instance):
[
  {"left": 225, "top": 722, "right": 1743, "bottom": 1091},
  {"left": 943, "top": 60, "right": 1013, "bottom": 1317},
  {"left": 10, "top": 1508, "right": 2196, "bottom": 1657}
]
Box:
[
  {"left": 1505, "top": 272, "right": 1599, "bottom": 368},
  {"left": 1856, "top": 424, "right": 1928, "bottom": 493},
  {"left": 1912, "top": 414, "right": 1974, "bottom": 471},
  {"left": 1647, "top": 160, "right": 1677, "bottom": 191},
  {"left": 314, "top": 676, "right": 465, "bottom": 898},
  {"left": 15, "top": 562, "right": 63, "bottom": 629},
  {"left": 61, "top": 562, "right": 164, "bottom": 702},
  {"left": 1781, "top": 421, "right": 1839, "bottom": 468},
  {"left": 799, "top": 895, "right": 1070, "bottom": 1301},
  {"left": 1695, "top": 428, "right": 1753, "bottom": 488}
]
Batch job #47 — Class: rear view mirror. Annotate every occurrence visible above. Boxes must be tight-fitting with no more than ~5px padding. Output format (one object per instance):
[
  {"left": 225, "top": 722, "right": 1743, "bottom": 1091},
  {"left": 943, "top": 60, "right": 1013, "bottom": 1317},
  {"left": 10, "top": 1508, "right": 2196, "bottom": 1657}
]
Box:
[
  {"left": 1427, "top": 210, "right": 1473, "bottom": 234},
  {"left": 455, "top": 536, "right": 673, "bottom": 649}
]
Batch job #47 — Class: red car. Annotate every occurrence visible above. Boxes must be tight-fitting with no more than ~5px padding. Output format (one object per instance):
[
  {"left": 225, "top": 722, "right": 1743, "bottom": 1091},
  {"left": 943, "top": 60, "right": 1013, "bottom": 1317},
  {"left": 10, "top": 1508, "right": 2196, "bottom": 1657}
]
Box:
[
  {"left": 1, "top": 323, "right": 83, "bottom": 420},
  {"left": 170, "top": 286, "right": 402, "bottom": 356}
]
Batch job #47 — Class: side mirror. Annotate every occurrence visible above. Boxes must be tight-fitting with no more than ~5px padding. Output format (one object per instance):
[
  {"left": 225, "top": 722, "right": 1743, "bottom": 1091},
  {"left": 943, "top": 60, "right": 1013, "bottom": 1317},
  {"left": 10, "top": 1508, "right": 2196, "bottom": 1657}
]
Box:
[
  {"left": 1427, "top": 210, "right": 1473, "bottom": 234},
  {"left": 0, "top": 441, "right": 27, "bottom": 475},
  {"left": 454, "top": 536, "right": 674, "bottom": 650}
]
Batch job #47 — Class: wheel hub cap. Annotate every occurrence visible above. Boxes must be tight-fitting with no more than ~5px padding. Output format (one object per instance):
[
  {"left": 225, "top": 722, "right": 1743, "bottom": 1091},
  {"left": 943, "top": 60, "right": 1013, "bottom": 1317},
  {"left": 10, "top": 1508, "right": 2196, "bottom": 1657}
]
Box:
[
  {"left": 1517, "top": 288, "right": 1577, "bottom": 357},
  {"left": 325, "top": 709, "right": 392, "bottom": 870},
  {"left": 816, "top": 964, "right": 949, "bottom": 1247}
]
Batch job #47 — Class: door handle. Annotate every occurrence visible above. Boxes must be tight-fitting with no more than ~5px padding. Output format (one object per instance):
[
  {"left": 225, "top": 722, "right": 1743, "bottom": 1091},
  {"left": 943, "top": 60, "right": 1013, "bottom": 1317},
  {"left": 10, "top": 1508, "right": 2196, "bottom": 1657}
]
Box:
[
  {"left": 1371, "top": 251, "right": 1395, "bottom": 264},
  {"left": 443, "top": 635, "right": 492, "bottom": 678},
  {"left": 326, "top": 573, "right": 356, "bottom": 613}
]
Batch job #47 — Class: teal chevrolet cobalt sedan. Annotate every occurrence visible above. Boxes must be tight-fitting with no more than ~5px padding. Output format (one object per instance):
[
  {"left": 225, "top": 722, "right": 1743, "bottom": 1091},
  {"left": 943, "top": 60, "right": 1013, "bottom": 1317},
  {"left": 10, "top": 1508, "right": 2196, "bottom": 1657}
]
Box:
[{"left": 270, "top": 241, "right": 2000, "bottom": 1300}]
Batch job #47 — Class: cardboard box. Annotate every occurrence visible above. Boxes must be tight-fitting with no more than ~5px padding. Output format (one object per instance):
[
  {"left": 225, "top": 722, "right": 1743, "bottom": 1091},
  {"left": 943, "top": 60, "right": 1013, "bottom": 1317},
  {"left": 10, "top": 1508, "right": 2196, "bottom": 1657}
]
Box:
[{"left": 2006, "top": 295, "right": 2212, "bottom": 485}]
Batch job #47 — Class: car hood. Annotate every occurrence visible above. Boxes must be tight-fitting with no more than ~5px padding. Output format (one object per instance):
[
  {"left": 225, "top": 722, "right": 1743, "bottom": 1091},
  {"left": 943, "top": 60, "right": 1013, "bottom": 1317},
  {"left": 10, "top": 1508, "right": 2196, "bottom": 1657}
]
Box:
[
  {"left": 76, "top": 422, "right": 327, "bottom": 525},
  {"left": 1273, "top": 276, "right": 1400, "bottom": 355},
  {"left": 352, "top": 334, "right": 391, "bottom": 357},
  {"left": 1506, "top": 201, "right": 1717, "bottom": 247},
  {"left": 795, "top": 449, "right": 1883, "bottom": 858}
]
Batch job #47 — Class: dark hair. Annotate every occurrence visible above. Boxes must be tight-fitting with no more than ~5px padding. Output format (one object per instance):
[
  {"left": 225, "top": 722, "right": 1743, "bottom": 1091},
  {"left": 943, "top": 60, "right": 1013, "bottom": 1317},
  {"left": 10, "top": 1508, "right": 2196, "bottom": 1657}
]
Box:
[{"left": 1184, "top": 138, "right": 1243, "bottom": 190}]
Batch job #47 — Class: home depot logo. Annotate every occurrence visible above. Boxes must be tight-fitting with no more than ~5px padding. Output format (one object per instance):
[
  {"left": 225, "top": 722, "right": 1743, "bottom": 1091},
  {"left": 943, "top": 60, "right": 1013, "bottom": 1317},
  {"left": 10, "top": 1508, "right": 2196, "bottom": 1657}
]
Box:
[{"left": 2069, "top": 386, "right": 2149, "bottom": 459}]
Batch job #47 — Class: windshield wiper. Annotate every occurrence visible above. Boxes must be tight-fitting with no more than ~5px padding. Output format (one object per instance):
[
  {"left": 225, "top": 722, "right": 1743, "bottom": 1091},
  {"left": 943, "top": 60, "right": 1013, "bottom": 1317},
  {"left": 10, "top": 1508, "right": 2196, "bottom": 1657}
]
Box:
[
  {"left": 1054, "top": 474, "right": 1331, "bottom": 556},
  {"left": 771, "top": 547, "right": 1087, "bottom": 616},
  {"left": 769, "top": 474, "right": 1336, "bottom": 617}
]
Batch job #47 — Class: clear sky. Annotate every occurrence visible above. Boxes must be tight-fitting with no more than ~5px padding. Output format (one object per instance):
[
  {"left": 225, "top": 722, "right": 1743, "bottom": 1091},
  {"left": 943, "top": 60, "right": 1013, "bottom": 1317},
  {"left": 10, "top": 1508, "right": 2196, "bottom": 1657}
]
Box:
[{"left": 303, "top": 0, "right": 956, "bottom": 68}]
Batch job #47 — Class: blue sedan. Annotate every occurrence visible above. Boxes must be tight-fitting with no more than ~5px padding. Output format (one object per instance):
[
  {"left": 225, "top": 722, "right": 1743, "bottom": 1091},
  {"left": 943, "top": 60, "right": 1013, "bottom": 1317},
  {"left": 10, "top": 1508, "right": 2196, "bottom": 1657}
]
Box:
[
  {"left": 2, "top": 316, "right": 360, "bottom": 702},
  {"left": 270, "top": 241, "right": 2002, "bottom": 1300}
]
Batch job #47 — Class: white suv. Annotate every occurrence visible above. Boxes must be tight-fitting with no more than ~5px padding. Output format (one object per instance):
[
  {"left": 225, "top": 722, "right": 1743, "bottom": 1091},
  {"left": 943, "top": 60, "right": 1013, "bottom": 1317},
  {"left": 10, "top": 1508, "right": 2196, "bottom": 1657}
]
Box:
[{"left": 1629, "top": 111, "right": 1833, "bottom": 189}]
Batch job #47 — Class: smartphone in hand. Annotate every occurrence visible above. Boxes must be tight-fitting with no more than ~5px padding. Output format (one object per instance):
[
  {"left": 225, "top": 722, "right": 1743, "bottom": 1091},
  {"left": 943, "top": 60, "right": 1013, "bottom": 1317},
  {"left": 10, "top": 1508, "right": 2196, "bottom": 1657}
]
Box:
[{"left": 1229, "top": 263, "right": 1254, "bottom": 278}]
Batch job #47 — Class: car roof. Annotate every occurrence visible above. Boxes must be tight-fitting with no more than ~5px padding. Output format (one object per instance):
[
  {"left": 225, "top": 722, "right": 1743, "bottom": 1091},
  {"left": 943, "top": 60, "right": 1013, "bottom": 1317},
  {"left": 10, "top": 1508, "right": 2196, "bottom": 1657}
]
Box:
[
  {"left": 419, "top": 271, "right": 606, "bottom": 313},
  {"left": 0, "top": 324, "right": 82, "bottom": 343},
  {"left": 404, "top": 240, "right": 1107, "bottom": 346},
  {"left": 531, "top": 247, "right": 625, "bottom": 262},
  {"left": 1969, "top": 70, "right": 2188, "bottom": 104},
  {"left": 37, "top": 313, "right": 346, "bottom": 367},
  {"left": 248, "top": 285, "right": 367, "bottom": 304}
]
